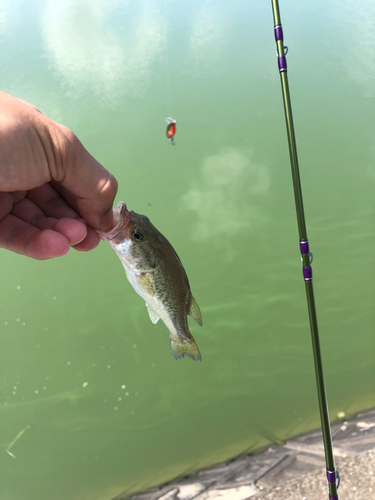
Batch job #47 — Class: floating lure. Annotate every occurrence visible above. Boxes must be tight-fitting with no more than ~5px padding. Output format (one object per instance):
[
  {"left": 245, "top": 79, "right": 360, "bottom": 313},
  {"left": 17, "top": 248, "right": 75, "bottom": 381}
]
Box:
[{"left": 166, "top": 116, "right": 176, "bottom": 146}]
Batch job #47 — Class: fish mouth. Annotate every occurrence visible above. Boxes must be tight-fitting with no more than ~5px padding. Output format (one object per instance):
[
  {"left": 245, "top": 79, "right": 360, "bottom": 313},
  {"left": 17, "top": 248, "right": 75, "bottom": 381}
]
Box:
[{"left": 98, "top": 201, "right": 133, "bottom": 241}]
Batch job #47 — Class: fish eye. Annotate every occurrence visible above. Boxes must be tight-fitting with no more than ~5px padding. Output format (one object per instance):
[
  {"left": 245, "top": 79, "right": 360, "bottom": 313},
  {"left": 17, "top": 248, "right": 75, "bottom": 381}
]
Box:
[{"left": 132, "top": 230, "right": 144, "bottom": 241}]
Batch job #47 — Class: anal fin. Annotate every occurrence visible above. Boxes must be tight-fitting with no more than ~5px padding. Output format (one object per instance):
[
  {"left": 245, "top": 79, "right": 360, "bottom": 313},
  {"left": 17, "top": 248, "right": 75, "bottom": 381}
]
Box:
[{"left": 187, "top": 294, "right": 203, "bottom": 326}]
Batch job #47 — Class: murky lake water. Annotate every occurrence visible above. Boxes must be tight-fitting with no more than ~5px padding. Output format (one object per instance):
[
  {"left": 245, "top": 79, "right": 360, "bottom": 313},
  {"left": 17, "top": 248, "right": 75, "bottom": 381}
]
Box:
[{"left": 1, "top": 1, "right": 374, "bottom": 499}]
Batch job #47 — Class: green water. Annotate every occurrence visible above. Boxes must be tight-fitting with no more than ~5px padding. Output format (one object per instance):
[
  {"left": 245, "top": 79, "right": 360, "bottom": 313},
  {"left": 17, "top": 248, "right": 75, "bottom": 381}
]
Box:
[{"left": 1, "top": 1, "right": 374, "bottom": 498}]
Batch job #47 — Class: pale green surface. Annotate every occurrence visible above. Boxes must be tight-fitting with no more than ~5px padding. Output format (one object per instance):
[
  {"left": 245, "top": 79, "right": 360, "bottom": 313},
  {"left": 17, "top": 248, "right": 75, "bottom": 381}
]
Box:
[{"left": 1, "top": 1, "right": 375, "bottom": 499}]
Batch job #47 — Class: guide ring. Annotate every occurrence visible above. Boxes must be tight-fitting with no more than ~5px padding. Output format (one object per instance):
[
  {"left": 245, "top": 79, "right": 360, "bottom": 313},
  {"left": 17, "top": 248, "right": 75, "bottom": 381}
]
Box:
[
  {"left": 275, "top": 46, "right": 289, "bottom": 56},
  {"left": 336, "top": 470, "right": 340, "bottom": 489},
  {"left": 300, "top": 252, "right": 313, "bottom": 264}
]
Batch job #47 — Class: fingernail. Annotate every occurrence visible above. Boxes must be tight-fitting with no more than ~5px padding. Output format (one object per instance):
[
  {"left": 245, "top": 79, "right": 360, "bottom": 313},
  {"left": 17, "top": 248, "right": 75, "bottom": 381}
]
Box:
[{"left": 72, "top": 236, "right": 86, "bottom": 246}]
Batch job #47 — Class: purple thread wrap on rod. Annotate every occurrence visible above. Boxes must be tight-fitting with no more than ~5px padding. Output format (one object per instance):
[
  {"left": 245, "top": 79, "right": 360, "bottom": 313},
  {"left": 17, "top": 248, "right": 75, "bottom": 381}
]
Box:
[
  {"left": 278, "top": 56, "right": 287, "bottom": 72},
  {"left": 274, "top": 24, "right": 283, "bottom": 42},
  {"left": 327, "top": 471, "right": 336, "bottom": 483},
  {"left": 274, "top": 24, "right": 286, "bottom": 72},
  {"left": 303, "top": 267, "right": 312, "bottom": 281},
  {"left": 329, "top": 496, "right": 338, "bottom": 500},
  {"left": 300, "top": 239, "right": 309, "bottom": 255}
]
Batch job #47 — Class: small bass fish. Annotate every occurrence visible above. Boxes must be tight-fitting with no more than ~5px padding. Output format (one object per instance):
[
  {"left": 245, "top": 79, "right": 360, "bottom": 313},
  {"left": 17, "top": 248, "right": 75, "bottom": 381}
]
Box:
[{"left": 98, "top": 202, "right": 202, "bottom": 362}]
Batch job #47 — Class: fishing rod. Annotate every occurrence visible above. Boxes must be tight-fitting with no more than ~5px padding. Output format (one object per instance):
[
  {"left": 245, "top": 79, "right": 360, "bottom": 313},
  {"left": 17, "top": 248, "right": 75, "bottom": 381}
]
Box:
[{"left": 270, "top": 1, "right": 339, "bottom": 499}]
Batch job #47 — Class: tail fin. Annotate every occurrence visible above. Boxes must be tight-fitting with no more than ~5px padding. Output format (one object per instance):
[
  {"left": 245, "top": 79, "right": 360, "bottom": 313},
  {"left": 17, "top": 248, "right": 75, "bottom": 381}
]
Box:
[{"left": 170, "top": 335, "right": 202, "bottom": 362}]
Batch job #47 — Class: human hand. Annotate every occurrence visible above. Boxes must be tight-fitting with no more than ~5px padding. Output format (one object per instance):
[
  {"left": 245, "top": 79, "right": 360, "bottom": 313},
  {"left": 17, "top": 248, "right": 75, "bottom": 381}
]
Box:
[{"left": 0, "top": 91, "right": 118, "bottom": 259}]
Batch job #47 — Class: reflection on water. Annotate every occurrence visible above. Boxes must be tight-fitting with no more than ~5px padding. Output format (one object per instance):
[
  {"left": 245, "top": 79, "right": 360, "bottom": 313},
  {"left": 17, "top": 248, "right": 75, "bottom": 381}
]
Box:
[
  {"left": 182, "top": 148, "right": 269, "bottom": 257},
  {"left": 40, "top": 0, "right": 166, "bottom": 100},
  {"left": 0, "top": 3, "right": 12, "bottom": 36},
  {"left": 186, "top": 0, "right": 228, "bottom": 77},
  {"left": 331, "top": 0, "right": 375, "bottom": 96}
]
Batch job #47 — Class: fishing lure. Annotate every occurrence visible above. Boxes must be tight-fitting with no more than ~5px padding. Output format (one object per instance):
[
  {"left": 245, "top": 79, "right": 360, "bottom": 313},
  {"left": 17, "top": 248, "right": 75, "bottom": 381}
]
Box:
[{"left": 166, "top": 116, "right": 176, "bottom": 146}]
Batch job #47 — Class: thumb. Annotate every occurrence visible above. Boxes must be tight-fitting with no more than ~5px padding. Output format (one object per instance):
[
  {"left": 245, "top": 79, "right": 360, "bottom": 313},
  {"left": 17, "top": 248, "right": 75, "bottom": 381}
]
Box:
[{"left": 50, "top": 127, "right": 118, "bottom": 232}]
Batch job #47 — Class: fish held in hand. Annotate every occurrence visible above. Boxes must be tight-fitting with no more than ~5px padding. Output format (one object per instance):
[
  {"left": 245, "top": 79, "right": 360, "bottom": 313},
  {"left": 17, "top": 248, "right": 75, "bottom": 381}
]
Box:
[{"left": 98, "top": 202, "right": 203, "bottom": 362}]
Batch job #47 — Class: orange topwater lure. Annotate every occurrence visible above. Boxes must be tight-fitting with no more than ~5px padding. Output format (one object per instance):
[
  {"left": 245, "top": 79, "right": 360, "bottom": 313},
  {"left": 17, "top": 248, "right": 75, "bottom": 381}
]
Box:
[{"left": 166, "top": 116, "right": 176, "bottom": 146}]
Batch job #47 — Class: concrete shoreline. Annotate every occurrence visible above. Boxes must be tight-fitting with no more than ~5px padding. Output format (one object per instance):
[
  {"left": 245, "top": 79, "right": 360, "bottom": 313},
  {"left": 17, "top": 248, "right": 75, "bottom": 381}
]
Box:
[{"left": 113, "top": 407, "right": 375, "bottom": 500}]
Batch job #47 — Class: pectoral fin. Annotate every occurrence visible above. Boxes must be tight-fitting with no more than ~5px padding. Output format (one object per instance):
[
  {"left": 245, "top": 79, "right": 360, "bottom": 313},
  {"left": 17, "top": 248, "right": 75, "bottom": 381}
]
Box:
[
  {"left": 187, "top": 294, "right": 203, "bottom": 326},
  {"left": 135, "top": 273, "right": 155, "bottom": 296},
  {"left": 146, "top": 304, "right": 160, "bottom": 324}
]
